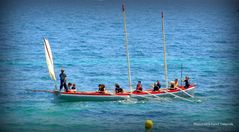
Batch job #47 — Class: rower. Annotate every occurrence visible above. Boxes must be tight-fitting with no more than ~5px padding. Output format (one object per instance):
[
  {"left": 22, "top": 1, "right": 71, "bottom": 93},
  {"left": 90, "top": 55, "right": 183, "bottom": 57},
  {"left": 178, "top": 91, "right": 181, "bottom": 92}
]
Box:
[
  {"left": 59, "top": 68, "right": 68, "bottom": 92},
  {"left": 98, "top": 84, "right": 106, "bottom": 93},
  {"left": 184, "top": 76, "right": 190, "bottom": 89},
  {"left": 169, "top": 81, "right": 175, "bottom": 90},
  {"left": 153, "top": 83, "right": 159, "bottom": 91},
  {"left": 115, "top": 83, "right": 123, "bottom": 94},
  {"left": 156, "top": 80, "right": 161, "bottom": 89},
  {"left": 174, "top": 79, "right": 178, "bottom": 89},
  {"left": 135, "top": 81, "right": 143, "bottom": 92},
  {"left": 71, "top": 84, "right": 77, "bottom": 92},
  {"left": 67, "top": 82, "right": 72, "bottom": 90}
]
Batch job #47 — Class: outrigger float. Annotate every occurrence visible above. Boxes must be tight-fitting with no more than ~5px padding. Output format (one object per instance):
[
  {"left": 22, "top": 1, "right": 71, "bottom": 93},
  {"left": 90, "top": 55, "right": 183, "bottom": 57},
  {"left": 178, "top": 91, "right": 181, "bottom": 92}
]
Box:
[{"left": 42, "top": 3, "right": 196, "bottom": 102}]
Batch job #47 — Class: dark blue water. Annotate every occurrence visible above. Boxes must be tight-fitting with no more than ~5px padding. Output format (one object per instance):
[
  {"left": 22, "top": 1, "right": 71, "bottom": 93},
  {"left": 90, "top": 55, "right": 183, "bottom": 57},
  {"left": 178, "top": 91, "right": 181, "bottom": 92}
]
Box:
[{"left": 0, "top": 0, "right": 239, "bottom": 131}]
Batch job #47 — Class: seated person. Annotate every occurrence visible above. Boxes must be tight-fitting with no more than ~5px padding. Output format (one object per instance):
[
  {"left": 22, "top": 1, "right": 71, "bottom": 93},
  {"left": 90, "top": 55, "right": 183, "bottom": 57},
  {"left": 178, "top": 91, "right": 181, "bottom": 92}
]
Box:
[
  {"left": 98, "top": 84, "right": 106, "bottom": 93},
  {"left": 184, "top": 76, "right": 190, "bottom": 88},
  {"left": 169, "top": 81, "right": 175, "bottom": 90},
  {"left": 153, "top": 83, "right": 159, "bottom": 91},
  {"left": 71, "top": 84, "right": 77, "bottom": 92},
  {"left": 156, "top": 80, "right": 161, "bottom": 89},
  {"left": 67, "top": 83, "right": 72, "bottom": 91},
  {"left": 135, "top": 81, "right": 143, "bottom": 92},
  {"left": 115, "top": 83, "right": 123, "bottom": 94},
  {"left": 174, "top": 79, "right": 178, "bottom": 89}
]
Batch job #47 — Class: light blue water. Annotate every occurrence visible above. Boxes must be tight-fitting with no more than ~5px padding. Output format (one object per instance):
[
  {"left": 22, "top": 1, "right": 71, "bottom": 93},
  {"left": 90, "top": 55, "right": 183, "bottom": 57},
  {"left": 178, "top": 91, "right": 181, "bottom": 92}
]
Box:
[{"left": 0, "top": 0, "right": 239, "bottom": 131}]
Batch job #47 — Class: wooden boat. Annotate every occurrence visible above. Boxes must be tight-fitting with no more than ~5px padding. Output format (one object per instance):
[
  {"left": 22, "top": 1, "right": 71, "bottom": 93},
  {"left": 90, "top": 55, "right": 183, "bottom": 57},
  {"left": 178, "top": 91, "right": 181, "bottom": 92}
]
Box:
[
  {"left": 42, "top": 2, "right": 196, "bottom": 102},
  {"left": 49, "top": 85, "right": 195, "bottom": 101}
]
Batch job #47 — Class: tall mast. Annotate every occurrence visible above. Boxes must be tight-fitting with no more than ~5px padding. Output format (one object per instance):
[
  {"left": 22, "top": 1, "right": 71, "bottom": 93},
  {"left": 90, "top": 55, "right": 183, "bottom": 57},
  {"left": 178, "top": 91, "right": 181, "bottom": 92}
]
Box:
[
  {"left": 161, "top": 12, "right": 168, "bottom": 88},
  {"left": 122, "top": 2, "right": 133, "bottom": 93},
  {"left": 181, "top": 63, "right": 183, "bottom": 86}
]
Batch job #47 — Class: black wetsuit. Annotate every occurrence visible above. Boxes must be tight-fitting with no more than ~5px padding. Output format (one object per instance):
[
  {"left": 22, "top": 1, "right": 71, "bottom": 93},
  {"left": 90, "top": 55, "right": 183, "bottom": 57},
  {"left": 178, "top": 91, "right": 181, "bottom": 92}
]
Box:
[
  {"left": 170, "top": 83, "right": 175, "bottom": 89},
  {"left": 98, "top": 87, "right": 105, "bottom": 92},
  {"left": 157, "top": 83, "right": 161, "bottom": 89},
  {"left": 153, "top": 86, "right": 159, "bottom": 91},
  {"left": 184, "top": 80, "right": 190, "bottom": 88},
  {"left": 115, "top": 87, "right": 123, "bottom": 93},
  {"left": 59, "top": 73, "right": 68, "bottom": 92},
  {"left": 71, "top": 86, "right": 76, "bottom": 90}
]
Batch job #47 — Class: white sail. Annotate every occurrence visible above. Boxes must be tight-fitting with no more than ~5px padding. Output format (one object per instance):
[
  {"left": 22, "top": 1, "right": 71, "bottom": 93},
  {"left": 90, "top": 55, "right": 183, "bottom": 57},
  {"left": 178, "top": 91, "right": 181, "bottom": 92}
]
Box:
[{"left": 43, "top": 38, "right": 56, "bottom": 81}]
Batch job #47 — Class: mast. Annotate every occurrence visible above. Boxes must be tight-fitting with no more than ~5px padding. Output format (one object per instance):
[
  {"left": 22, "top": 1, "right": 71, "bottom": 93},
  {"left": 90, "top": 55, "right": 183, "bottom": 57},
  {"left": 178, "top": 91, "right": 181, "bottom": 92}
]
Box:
[
  {"left": 181, "top": 63, "right": 183, "bottom": 86},
  {"left": 161, "top": 12, "right": 168, "bottom": 88},
  {"left": 122, "top": 2, "right": 133, "bottom": 93}
]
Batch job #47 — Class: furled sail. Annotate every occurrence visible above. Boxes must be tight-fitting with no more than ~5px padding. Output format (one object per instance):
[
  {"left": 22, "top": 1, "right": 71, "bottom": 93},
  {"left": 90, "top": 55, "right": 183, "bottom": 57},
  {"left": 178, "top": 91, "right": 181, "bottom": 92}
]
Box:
[{"left": 43, "top": 38, "right": 56, "bottom": 81}]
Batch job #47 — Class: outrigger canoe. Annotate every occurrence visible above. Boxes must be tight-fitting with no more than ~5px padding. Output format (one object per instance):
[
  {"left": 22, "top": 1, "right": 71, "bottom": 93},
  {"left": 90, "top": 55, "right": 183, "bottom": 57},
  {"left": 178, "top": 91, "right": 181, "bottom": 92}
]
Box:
[{"left": 52, "top": 85, "right": 195, "bottom": 101}]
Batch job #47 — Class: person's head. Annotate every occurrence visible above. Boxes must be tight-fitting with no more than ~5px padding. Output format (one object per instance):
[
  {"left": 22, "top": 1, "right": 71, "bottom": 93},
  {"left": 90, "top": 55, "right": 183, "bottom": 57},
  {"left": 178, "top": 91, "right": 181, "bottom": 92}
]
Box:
[
  {"left": 157, "top": 80, "right": 160, "bottom": 83},
  {"left": 175, "top": 79, "right": 178, "bottom": 82},
  {"left": 115, "top": 83, "right": 120, "bottom": 88},
  {"left": 73, "top": 84, "right": 76, "bottom": 87},
  {"left": 61, "top": 68, "right": 64, "bottom": 73},
  {"left": 98, "top": 84, "right": 101, "bottom": 88},
  {"left": 138, "top": 81, "right": 141, "bottom": 84},
  {"left": 68, "top": 82, "right": 72, "bottom": 86},
  {"left": 101, "top": 84, "right": 105, "bottom": 88}
]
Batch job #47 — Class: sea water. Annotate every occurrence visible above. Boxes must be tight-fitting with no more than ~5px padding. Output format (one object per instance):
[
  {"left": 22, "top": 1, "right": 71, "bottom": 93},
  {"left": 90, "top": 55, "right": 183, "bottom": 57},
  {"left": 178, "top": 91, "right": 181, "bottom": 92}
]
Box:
[{"left": 0, "top": 0, "right": 238, "bottom": 131}]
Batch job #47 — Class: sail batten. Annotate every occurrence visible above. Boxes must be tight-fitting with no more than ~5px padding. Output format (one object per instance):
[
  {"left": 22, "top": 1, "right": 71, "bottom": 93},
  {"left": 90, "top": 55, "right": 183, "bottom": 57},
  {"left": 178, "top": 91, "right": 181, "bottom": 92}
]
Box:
[{"left": 43, "top": 38, "right": 56, "bottom": 81}]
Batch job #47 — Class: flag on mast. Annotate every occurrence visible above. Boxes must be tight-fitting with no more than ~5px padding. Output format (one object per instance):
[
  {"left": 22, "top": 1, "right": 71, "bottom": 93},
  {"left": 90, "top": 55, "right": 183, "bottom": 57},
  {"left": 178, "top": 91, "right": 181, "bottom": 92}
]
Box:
[{"left": 122, "top": 3, "right": 125, "bottom": 12}]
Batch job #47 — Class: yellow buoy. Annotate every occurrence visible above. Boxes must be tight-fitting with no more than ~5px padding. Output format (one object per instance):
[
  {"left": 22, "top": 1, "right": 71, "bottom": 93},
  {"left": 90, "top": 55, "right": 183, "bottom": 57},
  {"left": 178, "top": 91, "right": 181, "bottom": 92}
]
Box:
[{"left": 145, "top": 120, "right": 153, "bottom": 129}]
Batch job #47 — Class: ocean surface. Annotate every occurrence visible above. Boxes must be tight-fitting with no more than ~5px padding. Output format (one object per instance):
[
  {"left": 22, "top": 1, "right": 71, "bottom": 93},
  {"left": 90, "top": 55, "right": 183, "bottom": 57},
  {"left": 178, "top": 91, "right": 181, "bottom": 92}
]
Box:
[{"left": 0, "top": 0, "right": 239, "bottom": 131}]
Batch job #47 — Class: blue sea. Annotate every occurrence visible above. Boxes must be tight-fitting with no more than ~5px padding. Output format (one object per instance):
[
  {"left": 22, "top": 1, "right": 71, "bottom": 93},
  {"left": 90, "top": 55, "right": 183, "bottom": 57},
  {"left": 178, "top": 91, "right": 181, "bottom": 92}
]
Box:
[{"left": 0, "top": 0, "right": 239, "bottom": 131}]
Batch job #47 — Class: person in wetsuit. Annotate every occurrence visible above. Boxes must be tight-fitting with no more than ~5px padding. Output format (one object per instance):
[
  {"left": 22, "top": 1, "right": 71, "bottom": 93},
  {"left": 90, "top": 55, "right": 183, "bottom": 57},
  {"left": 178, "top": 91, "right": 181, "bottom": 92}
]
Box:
[
  {"left": 71, "top": 84, "right": 77, "bottom": 92},
  {"left": 98, "top": 84, "right": 105, "bottom": 93},
  {"left": 153, "top": 83, "right": 159, "bottom": 91},
  {"left": 135, "top": 81, "right": 143, "bottom": 92},
  {"left": 67, "top": 82, "right": 72, "bottom": 90},
  {"left": 184, "top": 76, "right": 190, "bottom": 88},
  {"left": 115, "top": 83, "right": 123, "bottom": 94},
  {"left": 156, "top": 80, "right": 161, "bottom": 89},
  {"left": 59, "top": 69, "right": 68, "bottom": 92},
  {"left": 169, "top": 81, "right": 175, "bottom": 90},
  {"left": 174, "top": 79, "right": 178, "bottom": 88}
]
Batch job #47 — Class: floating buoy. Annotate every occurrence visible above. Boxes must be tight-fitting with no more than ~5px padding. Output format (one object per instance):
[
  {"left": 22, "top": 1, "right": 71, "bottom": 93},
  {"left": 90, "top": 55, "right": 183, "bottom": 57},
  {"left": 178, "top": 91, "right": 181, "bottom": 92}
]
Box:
[{"left": 145, "top": 120, "right": 153, "bottom": 129}]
